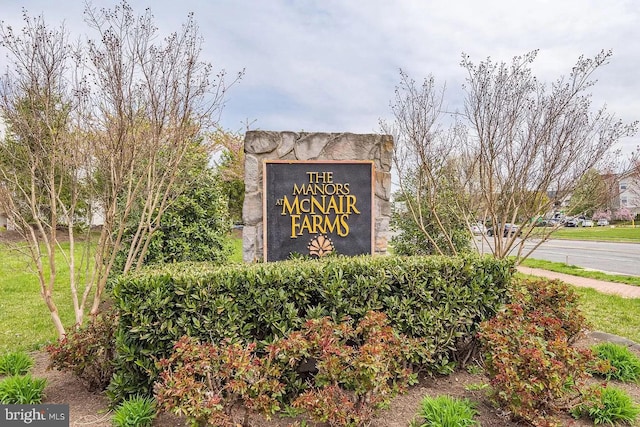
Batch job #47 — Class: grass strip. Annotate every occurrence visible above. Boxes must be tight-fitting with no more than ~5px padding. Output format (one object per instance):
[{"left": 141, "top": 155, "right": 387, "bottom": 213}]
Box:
[
  {"left": 542, "top": 225, "right": 640, "bottom": 243},
  {"left": 573, "top": 287, "right": 640, "bottom": 344},
  {"left": 521, "top": 258, "right": 640, "bottom": 287}
]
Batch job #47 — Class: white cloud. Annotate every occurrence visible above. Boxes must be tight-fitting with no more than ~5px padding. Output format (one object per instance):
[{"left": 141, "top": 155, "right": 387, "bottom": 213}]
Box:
[{"left": 1, "top": 0, "right": 638, "bottom": 151}]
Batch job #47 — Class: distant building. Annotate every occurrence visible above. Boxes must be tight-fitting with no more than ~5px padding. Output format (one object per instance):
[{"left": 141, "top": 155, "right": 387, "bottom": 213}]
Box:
[{"left": 612, "top": 167, "right": 640, "bottom": 216}]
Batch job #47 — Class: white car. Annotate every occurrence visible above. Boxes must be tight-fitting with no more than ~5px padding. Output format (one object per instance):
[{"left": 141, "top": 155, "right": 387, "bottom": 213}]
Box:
[
  {"left": 470, "top": 223, "right": 487, "bottom": 235},
  {"left": 597, "top": 219, "right": 609, "bottom": 226},
  {"left": 581, "top": 219, "right": 594, "bottom": 227}
]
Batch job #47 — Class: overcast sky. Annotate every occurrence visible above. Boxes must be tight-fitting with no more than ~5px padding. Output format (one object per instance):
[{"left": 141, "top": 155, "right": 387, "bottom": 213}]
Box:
[{"left": 1, "top": 0, "right": 639, "bottom": 153}]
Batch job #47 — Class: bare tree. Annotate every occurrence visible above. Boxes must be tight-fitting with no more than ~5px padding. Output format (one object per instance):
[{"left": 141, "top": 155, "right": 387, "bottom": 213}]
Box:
[
  {"left": 462, "top": 50, "right": 636, "bottom": 260},
  {"left": 385, "top": 50, "right": 638, "bottom": 262},
  {"left": 82, "top": 2, "right": 242, "bottom": 318},
  {"left": 0, "top": 13, "right": 89, "bottom": 337},
  {"left": 0, "top": 2, "right": 240, "bottom": 337},
  {"left": 381, "top": 71, "right": 471, "bottom": 256}
]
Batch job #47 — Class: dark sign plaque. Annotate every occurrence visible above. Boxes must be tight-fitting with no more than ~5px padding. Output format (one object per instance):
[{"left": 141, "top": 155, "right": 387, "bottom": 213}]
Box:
[{"left": 263, "top": 160, "right": 374, "bottom": 261}]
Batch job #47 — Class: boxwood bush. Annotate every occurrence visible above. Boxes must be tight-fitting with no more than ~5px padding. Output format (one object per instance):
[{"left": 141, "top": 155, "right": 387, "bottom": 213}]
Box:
[{"left": 108, "top": 254, "right": 513, "bottom": 402}]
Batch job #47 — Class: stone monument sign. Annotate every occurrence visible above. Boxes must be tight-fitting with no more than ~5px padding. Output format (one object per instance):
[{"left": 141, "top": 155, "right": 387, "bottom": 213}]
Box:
[{"left": 242, "top": 131, "right": 393, "bottom": 262}]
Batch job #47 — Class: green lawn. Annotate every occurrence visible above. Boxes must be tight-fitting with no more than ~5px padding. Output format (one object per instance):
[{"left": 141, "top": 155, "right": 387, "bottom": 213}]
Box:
[
  {"left": 538, "top": 225, "right": 640, "bottom": 243},
  {"left": 0, "top": 243, "right": 78, "bottom": 353},
  {"left": 230, "top": 235, "right": 243, "bottom": 263},
  {"left": 572, "top": 287, "right": 640, "bottom": 343},
  {"left": 0, "top": 233, "right": 242, "bottom": 353}
]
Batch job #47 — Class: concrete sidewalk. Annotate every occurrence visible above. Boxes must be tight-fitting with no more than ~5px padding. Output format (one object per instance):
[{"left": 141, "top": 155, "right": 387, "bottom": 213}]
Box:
[{"left": 517, "top": 266, "right": 640, "bottom": 299}]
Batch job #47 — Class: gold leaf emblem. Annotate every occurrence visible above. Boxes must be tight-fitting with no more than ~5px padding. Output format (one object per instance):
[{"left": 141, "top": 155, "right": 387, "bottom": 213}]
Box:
[{"left": 307, "top": 234, "right": 334, "bottom": 257}]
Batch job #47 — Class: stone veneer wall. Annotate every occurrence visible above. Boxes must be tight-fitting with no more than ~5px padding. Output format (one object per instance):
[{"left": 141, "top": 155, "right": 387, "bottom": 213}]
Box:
[{"left": 242, "top": 131, "right": 394, "bottom": 262}]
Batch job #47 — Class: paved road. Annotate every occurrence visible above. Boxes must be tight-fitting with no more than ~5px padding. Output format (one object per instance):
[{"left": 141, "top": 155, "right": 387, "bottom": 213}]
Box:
[{"left": 475, "top": 238, "right": 640, "bottom": 276}]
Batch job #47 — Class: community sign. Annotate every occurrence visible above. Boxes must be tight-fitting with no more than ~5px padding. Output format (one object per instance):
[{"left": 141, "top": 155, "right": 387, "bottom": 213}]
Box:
[{"left": 263, "top": 160, "right": 374, "bottom": 261}]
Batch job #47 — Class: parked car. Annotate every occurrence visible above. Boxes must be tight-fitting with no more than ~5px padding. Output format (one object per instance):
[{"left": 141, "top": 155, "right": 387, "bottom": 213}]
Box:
[
  {"left": 597, "top": 219, "right": 609, "bottom": 226},
  {"left": 470, "top": 223, "right": 486, "bottom": 235},
  {"left": 536, "top": 218, "right": 559, "bottom": 227},
  {"left": 487, "top": 223, "right": 520, "bottom": 237},
  {"left": 565, "top": 218, "right": 579, "bottom": 227},
  {"left": 581, "top": 219, "right": 594, "bottom": 227},
  {"left": 546, "top": 219, "right": 560, "bottom": 227}
]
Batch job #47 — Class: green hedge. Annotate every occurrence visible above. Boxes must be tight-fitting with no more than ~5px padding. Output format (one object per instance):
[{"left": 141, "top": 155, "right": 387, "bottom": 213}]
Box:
[{"left": 108, "top": 254, "right": 513, "bottom": 401}]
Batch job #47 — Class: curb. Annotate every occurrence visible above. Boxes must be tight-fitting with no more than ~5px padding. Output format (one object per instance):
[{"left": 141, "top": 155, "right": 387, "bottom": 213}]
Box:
[{"left": 589, "top": 330, "right": 640, "bottom": 352}]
